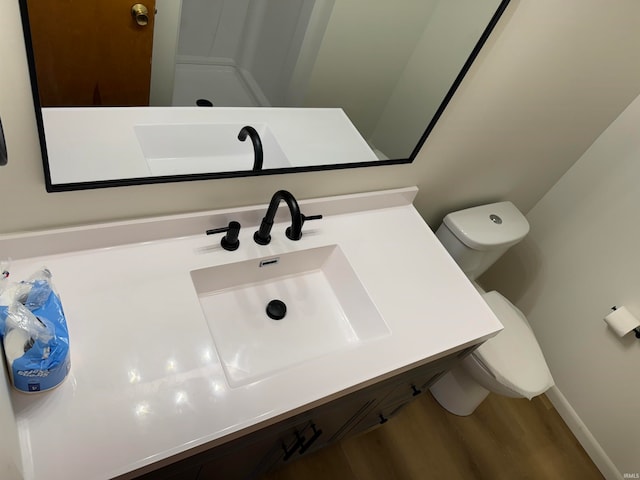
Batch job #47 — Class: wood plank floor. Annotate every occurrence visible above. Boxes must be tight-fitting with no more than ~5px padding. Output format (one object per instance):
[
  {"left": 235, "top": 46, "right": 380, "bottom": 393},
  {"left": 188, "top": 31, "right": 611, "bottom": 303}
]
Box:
[{"left": 262, "top": 392, "right": 604, "bottom": 480}]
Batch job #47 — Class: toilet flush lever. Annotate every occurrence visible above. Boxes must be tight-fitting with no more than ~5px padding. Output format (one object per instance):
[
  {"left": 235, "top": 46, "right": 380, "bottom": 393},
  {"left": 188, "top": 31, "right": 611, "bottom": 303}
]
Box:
[{"left": 206, "top": 221, "right": 241, "bottom": 251}]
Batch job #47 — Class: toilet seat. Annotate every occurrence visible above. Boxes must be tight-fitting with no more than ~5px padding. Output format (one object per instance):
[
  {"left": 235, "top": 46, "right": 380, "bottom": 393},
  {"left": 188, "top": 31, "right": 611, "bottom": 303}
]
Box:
[{"left": 473, "top": 291, "right": 554, "bottom": 399}]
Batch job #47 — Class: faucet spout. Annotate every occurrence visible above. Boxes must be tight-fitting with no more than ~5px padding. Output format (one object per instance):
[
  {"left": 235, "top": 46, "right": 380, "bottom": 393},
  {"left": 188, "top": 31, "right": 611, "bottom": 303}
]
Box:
[
  {"left": 238, "top": 126, "right": 263, "bottom": 171},
  {"left": 254, "top": 190, "right": 303, "bottom": 245}
]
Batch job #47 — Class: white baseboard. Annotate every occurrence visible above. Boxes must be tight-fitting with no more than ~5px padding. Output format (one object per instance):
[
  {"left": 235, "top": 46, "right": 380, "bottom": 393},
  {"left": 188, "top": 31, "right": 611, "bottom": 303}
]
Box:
[{"left": 545, "top": 386, "right": 620, "bottom": 479}]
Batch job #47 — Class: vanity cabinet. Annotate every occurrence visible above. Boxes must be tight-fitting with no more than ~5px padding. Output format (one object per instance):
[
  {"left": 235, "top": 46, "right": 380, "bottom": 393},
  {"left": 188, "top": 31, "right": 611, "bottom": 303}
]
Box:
[
  {"left": 345, "top": 360, "right": 451, "bottom": 438},
  {"left": 133, "top": 346, "right": 476, "bottom": 480},
  {"left": 196, "top": 391, "right": 379, "bottom": 479},
  {"left": 134, "top": 415, "right": 311, "bottom": 480}
]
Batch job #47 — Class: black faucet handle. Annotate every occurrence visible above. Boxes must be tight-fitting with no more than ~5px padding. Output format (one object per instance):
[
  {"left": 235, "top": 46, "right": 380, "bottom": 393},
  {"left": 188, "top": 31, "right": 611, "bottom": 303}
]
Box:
[
  {"left": 302, "top": 214, "right": 323, "bottom": 224},
  {"left": 206, "top": 221, "right": 241, "bottom": 251},
  {"left": 285, "top": 214, "right": 323, "bottom": 241}
]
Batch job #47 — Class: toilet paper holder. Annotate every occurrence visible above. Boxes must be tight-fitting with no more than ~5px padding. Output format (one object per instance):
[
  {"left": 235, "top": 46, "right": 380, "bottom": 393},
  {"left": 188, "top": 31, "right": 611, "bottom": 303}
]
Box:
[{"left": 605, "top": 305, "right": 640, "bottom": 339}]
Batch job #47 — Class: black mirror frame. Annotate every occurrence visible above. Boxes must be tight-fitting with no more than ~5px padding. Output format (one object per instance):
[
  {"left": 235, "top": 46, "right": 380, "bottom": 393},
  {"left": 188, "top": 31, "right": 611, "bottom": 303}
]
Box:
[
  {"left": 19, "top": 0, "right": 510, "bottom": 192},
  {"left": 0, "top": 115, "right": 7, "bottom": 166}
]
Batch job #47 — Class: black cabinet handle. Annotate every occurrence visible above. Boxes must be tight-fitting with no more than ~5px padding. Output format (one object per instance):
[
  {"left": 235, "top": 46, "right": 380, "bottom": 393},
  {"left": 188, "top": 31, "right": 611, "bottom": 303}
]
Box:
[
  {"left": 298, "top": 424, "right": 323, "bottom": 454},
  {"left": 411, "top": 385, "right": 422, "bottom": 396},
  {"left": 379, "top": 414, "right": 388, "bottom": 424},
  {"left": 282, "top": 431, "right": 305, "bottom": 461}
]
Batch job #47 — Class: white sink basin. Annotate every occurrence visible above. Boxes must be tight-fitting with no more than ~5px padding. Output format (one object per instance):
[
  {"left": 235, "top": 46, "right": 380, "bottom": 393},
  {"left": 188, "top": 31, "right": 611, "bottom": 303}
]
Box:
[
  {"left": 190, "top": 245, "right": 389, "bottom": 387},
  {"left": 134, "top": 123, "right": 290, "bottom": 175}
]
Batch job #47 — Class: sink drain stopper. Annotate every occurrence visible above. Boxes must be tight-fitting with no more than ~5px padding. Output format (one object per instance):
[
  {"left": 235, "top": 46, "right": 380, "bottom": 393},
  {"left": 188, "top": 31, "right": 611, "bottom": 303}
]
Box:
[{"left": 266, "top": 299, "right": 287, "bottom": 320}]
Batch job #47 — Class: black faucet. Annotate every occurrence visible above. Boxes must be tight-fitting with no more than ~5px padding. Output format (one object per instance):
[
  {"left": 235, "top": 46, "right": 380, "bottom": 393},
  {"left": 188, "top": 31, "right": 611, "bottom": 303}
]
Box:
[
  {"left": 238, "top": 126, "right": 263, "bottom": 171},
  {"left": 254, "top": 190, "right": 322, "bottom": 245},
  {"left": 206, "top": 221, "right": 241, "bottom": 251}
]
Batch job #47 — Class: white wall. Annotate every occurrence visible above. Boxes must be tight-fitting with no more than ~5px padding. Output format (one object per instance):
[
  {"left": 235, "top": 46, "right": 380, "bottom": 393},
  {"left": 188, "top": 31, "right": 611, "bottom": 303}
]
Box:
[
  {"left": 482, "top": 91, "right": 640, "bottom": 478},
  {"left": 149, "top": 0, "right": 183, "bottom": 106},
  {"left": 239, "top": 0, "right": 312, "bottom": 105},
  {"left": 177, "top": 0, "right": 251, "bottom": 59},
  {"left": 370, "top": 0, "right": 498, "bottom": 158},
  {"left": 176, "top": 0, "right": 311, "bottom": 106},
  {"left": 303, "top": 0, "right": 439, "bottom": 139}
]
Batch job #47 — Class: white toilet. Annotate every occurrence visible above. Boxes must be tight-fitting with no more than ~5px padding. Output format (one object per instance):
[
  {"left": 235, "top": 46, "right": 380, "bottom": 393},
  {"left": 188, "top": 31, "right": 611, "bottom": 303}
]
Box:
[{"left": 429, "top": 201, "right": 554, "bottom": 416}]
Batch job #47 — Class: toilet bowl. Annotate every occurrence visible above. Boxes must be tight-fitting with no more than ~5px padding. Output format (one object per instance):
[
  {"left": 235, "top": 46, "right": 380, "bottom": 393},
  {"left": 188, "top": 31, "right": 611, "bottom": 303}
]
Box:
[{"left": 428, "top": 202, "right": 554, "bottom": 416}]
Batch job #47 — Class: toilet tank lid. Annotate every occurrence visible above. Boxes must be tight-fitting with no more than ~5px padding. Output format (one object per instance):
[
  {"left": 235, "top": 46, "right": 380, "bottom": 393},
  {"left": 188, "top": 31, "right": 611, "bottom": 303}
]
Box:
[{"left": 443, "top": 201, "right": 529, "bottom": 250}]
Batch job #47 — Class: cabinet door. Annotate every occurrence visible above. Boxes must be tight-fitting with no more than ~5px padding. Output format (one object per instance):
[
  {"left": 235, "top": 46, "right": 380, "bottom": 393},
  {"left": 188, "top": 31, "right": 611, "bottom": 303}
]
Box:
[
  {"left": 140, "top": 347, "right": 479, "bottom": 479},
  {"left": 196, "top": 434, "right": 276, "bottom": 480},
  {"left": 198, "top": 417, "right": 313, "bottom": 480},
  {"left": 257, "top": 420, "right": 316, "bottom": 475},
  {"left": 346, "top": 382, "right": 418, "bottom": 437},
  {"left": 304, "top": 395, "right": 376, "bottom": 452},
  {"left": 344, "top": 355, "right": 463, "bottom": 437},
  {"left": 134, "top": 463, "right": 201, "bottom": 480},
  {"left": 264, "top": 395, "right": 374, "bottom": 474}
]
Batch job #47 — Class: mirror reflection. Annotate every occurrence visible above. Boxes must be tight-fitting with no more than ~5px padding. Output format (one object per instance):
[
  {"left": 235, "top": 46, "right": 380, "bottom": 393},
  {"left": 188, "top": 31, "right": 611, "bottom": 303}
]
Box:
[{"left": 21, "top": 0, "right": 509, "bottom": 190}]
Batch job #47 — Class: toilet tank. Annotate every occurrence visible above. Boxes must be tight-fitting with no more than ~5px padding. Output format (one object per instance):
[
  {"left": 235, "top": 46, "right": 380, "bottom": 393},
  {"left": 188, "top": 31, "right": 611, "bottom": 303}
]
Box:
[{"left": 435, "top": 201, "right": 529, "bottom": 280}]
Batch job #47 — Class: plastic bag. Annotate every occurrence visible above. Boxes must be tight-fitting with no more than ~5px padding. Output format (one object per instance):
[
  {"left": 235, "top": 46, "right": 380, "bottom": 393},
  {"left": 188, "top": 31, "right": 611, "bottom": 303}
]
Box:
[{"left": 0, "top": 267, "right": 71, "bottom": 393}]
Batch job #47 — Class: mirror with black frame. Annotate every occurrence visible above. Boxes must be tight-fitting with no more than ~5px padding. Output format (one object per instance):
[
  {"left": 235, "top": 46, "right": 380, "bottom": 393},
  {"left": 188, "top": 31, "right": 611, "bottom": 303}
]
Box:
[
  {"left": 0, "top": 115, "right": 7, "bottom": 166},
  {"left": 20, "top": 0, "right": 510, "bottom": 191}
]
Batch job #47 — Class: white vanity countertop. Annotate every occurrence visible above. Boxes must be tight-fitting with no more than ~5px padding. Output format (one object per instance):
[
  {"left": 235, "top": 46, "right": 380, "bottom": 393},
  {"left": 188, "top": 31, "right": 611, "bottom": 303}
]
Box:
[
  {"left": 42, "top": 107, "right": 379, "bottom": 184},
  {"left": 2, "top": 187, "right": 502, "bottom": 480}
]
